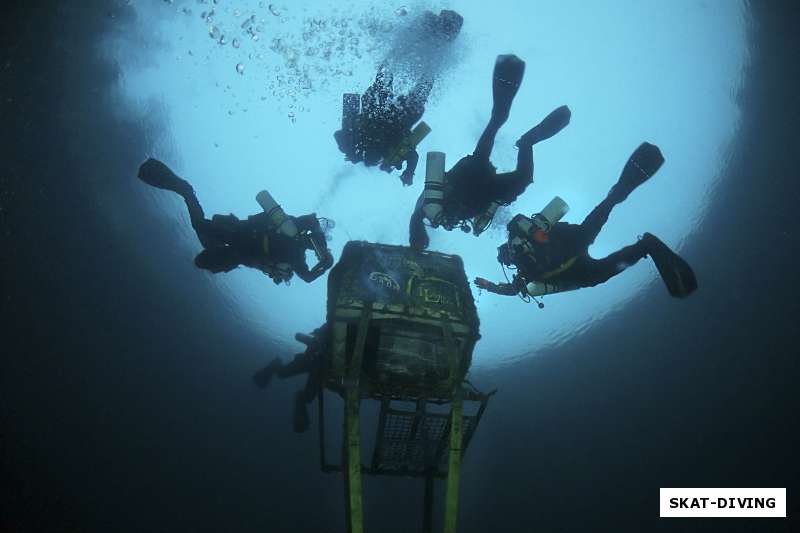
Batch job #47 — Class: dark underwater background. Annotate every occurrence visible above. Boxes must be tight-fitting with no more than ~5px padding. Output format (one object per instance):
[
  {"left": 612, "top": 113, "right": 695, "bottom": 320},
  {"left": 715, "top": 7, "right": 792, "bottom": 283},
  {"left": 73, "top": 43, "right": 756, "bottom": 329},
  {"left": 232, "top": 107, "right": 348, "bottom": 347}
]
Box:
[{"left": 1, "top": 1, "right": 798, "bottom": 532}]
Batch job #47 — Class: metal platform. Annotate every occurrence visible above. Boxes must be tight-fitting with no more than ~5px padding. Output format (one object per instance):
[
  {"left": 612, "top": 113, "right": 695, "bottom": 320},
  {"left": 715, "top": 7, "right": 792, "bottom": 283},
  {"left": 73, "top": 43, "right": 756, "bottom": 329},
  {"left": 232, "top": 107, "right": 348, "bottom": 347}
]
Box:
[{"left": 314, "top": 242, "right": 492, "bottom": 533}]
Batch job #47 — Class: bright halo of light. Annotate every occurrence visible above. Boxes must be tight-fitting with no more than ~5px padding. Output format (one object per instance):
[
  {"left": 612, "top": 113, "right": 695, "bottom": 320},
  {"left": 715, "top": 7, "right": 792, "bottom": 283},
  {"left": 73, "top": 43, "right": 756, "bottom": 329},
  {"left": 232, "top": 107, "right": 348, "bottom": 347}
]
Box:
[{"left": 111, "top": 0, "right": 747, "bottom": 367}]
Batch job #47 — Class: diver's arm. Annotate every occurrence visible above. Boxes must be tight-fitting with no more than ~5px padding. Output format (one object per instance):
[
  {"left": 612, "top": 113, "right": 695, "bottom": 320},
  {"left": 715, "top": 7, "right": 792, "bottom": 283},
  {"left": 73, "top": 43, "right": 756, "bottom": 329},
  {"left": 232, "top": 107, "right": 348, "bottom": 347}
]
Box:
[
  {"left": 293, "top": 214, "right": 321, "bottom": 233},
  {"left": 474, "top": 277, "right": 521, "bottom": 296},
  {"left": 292, "top": 214, "right": 333, "bottom": 283},
  {"left": 293, "top": 261, "right": 320, "bottom": 283},
  {"left": 401, "top": 149, "right": 419, "bottom": 186},
  {"left": 294, "top": 250, "right": 333, "bottom": 283}
]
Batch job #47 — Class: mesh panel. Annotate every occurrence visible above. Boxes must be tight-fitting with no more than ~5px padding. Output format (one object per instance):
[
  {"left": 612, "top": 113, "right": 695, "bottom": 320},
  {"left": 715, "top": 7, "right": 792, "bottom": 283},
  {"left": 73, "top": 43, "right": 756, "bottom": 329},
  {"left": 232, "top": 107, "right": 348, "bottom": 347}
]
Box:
[{"left": 372, "top": 403, "right": 479, "bottom": 476}]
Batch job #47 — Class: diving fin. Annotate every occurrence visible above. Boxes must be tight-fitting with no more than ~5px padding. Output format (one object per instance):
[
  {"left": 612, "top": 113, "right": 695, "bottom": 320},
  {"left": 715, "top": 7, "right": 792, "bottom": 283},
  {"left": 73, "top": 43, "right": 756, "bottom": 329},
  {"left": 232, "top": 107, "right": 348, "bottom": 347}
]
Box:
[
  {"left": 613, "top": 142, "right": 664, "bottom": 201},
  {"left": 642, "top": 233, "right": 697, "bottom": 298},
  {"left": 492, "top": 54, "right": 526, "bottom": 123},
  {"left": 137, "top": 158, "right": 193, "bottom": 196},
  {"left": 516, "top": 105, "right": 572, "bottom": 147}
]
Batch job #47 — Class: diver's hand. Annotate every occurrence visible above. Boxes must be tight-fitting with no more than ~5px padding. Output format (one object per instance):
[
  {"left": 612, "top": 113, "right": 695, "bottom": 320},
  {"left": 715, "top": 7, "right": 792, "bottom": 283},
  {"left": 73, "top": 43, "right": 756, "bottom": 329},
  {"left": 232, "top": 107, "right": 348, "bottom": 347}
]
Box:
[
  {"left": 400, "top": 169, "right": 414, "bottom": 187},
  {"left": 474, "top": 277, "right": 495, "bottom": 290},
  {"left": 311, "top": 251, "right": 334, "bottom": 274}
]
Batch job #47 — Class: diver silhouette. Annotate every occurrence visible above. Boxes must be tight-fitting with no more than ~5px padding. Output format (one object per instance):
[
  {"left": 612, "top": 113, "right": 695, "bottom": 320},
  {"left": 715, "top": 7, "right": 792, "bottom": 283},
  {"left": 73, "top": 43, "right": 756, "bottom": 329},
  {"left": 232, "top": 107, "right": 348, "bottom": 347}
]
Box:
[
  {"left": 137, "top": 159, "right": 334, "bottom": 284},
  {"left": 252, "top": 326, "right": 328, "bottom": 433},
  {"left": 334, "top": 10, "right": 464, "bottom": 186},
  {"left": 475, "top": 143, "right": 698, "bottom": 299},
  {"left": 409, "top": 54, "right": 571, "bottom": 248},
  {"left": 335, "top": 67, "right": 432, "bottom": 186}
]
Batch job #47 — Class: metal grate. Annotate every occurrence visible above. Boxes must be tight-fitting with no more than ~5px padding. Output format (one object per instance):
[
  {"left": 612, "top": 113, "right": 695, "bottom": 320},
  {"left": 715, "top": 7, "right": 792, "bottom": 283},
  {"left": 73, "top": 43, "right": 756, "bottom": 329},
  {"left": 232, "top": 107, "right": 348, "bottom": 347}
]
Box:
[{"left": 370, "top": 402, "right": 480, "bottom": 476}]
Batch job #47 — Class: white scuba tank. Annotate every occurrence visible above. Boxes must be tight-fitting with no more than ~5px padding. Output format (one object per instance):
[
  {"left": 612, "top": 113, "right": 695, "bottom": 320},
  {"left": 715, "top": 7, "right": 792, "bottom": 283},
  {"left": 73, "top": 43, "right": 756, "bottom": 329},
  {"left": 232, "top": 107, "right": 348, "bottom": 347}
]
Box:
[
  {"left": 256, "top": 190, "right": 299, "bottom": 238},
  {"left": 422, "top": 151, "right": 446, "bottom": 227},
  {"left": 531, "top": 196, "right": 569, "bottom": 232}
]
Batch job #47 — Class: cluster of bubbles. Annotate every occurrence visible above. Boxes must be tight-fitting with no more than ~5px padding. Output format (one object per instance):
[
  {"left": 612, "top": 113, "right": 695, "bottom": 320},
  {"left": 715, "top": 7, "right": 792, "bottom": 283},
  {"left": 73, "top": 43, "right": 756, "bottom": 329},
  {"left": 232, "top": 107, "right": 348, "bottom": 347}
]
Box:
[{"left": 167, "top": 0, "right": 416, "bottom": 122}]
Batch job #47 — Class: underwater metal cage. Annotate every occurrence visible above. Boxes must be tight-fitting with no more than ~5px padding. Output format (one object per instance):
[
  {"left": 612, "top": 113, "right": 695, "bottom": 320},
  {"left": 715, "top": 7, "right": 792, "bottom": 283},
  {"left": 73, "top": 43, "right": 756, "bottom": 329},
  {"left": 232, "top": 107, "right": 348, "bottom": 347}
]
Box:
[{"left": 315, "top": 242, "right": 492, "bottom": 533}]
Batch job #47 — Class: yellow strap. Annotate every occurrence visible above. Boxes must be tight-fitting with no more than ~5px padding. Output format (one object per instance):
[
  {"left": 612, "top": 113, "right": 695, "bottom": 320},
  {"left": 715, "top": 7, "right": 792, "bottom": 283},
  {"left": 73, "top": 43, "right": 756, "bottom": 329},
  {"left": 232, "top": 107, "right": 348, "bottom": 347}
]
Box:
[
  {"left": 261, "top": 235, "right": 270, "bottom": 255},
  {"left": 539, "top": 256, "right": 578, "bottom": 280}
]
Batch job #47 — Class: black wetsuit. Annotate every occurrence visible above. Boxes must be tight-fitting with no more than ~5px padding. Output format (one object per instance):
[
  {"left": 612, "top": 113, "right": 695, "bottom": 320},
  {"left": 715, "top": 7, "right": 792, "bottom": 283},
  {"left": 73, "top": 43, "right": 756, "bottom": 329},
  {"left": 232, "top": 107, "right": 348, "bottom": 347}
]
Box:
[
  {"left": 336, "top": 69, "right": 430, "bottom": 179},
  {"left": 252, "top": 325, "right": 329, "bottom": 432},
  {"left": 193, "top": 213, "right": 326, "bottom": 282},
  {"left": 501, "top": 187, "right": 648, "bottom": 294},
  {"left": 442, "top": 142, "right": 534, "bottom": 223},
  {"left": 153, "top": 168, "right": 328, "bottom": 282}
]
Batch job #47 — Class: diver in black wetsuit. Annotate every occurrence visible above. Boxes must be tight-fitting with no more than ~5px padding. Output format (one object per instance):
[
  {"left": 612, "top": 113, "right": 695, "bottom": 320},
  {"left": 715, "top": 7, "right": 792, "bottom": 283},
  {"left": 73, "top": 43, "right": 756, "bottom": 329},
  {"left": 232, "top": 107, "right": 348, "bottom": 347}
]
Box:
[
  {"left": 252, "top": 325, "right": 328, "bottom": 433},
  {"left": 335, "top": 67, "right": 432, "bottom": 186},
  {"left": 475, "top": 143, "right": 698, "bottom": 299},
  {"left": 137, "top": 159, "right": 334, "bottom": 284},
  {"left": 334, "top": 10, "right": 464, "bottom": 186},
  {"left": 409, "top": 54, "right": 571, "bottom": 249}
]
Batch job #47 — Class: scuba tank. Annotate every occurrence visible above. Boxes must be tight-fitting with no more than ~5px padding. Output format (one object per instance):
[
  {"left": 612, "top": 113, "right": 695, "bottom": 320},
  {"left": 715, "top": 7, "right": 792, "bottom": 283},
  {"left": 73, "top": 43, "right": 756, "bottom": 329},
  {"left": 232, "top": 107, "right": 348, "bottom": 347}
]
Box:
[
  {"left": 531, "top": 196, "right": 569, "bottom": 232},
  {"left": 382, "top": 121, "right": 432, "bottom": 168},
  {"left": 525, "top": 280, "right": 580, "bottom": 297},
  {"left": 256, "top": 190, "right": 299, "bottom": 238},
  {"left": 422, "top": 151, "right": 446, "bottom": 227},
  {"left": 500, "top": 196, "right": 571, "bottom": 285}
]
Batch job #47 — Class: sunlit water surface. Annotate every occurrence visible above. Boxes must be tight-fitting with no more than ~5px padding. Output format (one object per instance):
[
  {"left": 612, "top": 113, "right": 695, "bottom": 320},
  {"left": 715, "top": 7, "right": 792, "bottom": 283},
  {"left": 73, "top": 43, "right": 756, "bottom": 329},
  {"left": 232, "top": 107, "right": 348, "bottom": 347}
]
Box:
[{"left": 109, "top": 0, "right": 747, "bottom": 367}]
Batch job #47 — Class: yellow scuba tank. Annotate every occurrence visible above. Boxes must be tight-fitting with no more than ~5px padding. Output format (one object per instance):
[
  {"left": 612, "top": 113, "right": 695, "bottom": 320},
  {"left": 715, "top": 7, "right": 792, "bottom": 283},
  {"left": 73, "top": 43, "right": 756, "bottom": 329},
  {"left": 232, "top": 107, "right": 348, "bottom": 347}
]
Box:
[
  {"left": 382, "top": 121, "right": 432, "bottom": 168},
  {"left": 422, "top": 151, "right": 446, "bottom": 227},
  {"left": 256, "top": 190, "right": 299, "bottom": 238}
]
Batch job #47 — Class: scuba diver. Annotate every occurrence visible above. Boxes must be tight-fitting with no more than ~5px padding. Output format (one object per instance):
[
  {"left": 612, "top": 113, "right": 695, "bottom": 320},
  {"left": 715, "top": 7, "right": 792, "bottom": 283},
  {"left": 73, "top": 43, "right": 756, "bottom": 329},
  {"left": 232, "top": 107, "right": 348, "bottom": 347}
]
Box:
[
  {"left": 252, "top": 325, "right": 328, "bottom": 433},
  {"left": 335, "top": 65, "right": 433, "bottom": 186},
  {"left": 334, "top": 10, "right": 464, "bottom": 186},
  {"left": 137, "top": 159, "right": 334, "bottom": 284},
  {"left": 475, "top": 143, "right": 698, "bottom": 300},
  {"left": 409, "top": 54, "right": 571, "bottom": 249}
]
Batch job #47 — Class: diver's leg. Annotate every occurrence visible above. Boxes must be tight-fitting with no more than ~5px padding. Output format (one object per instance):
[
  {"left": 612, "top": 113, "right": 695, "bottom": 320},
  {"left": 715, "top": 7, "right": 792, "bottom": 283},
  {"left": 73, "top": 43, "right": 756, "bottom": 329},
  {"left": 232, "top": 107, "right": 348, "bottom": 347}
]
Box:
[
  {"left": 640, "top": 233, "right": 698, "bottom": 298},
  {"left": 473, "top": 120, "right": 503, "bottom": 162},
  {"left": 568, "top": 244, "right": 648, "bottom": 287},
  {"left": 137, "top": 159, "right": 222, "bottom": 248},
  {"left": 252, "top": 352, "right": 313, "bottom": 389},
  {"left": 610, "top": 142, "right": 665, "bottom": 202},
  {"left": 488, "top": 137, "right": 537, "bottom": 204},
  {"left": 409, "top": 195, "right": 430, "bottom": 250},
  {"left": 516, "top": 105, "right": 571, "bottom": 147},
  {"left": 295, "top": 360, "right": 322, "bottom": 431},
  {"left": 474, "top": 55, "right": 526, "bottom": 161},
  {"left": 194, "top": 247, "right": 242, "bottom": 273},
  {"left": 577, "top": 194, "right": 620, "bottom": 248},
  {"left": 491, "top": 167, "right": 532, "bottom": 206},
  {"left": 578, "top": 142, "right": 666, "bottom": 247},
  {"left": 571, "top": 235, "right": 697, "bottom": 297},
  {"left": 277, "top": 353, "right": 315, "bottom": 378},
  {"left": 293, "top": 390, "right": 310, "bottom": 433}
]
